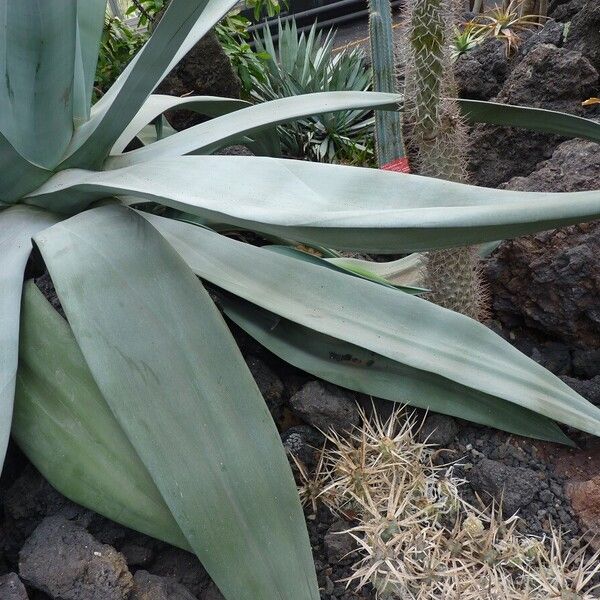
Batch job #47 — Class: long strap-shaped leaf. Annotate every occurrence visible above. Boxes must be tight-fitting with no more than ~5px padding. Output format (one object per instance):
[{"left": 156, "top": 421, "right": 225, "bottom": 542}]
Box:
[
  {"left": 0, "top": 0, "right": 77, "bottom": 168},
  {"left": 108, "top": 95, "right": 600, "bottom": 168},
  {"left": 14, "top": 283, "right": 190, "bottom": 551},
  {"left": 73, "top": 0, "right": 107, "bottom": 125},
  {"left": 219, "top": 293, "right": 572, "bottom": 445},
  {"left": 28, "top": 156, "right": 600, "bottom": 251},
  {"left": 0, "top": 206, "right": 58, "bottom": 472},
  {"left": 61, "top": 0, "right": 239, "bottom": 169},
  {"left": 111, "top": 95, "right": 252, "bottom": 154},
  {"left": 139, "top": 214, "right": 600, "bottom": 437},
  {"left": 458, "top": 99, "right": 600, "bottom": 143},
  {"left": 105, "top": 92, "right": 402, "bottom": 167},
  {"left": 34, "top": 205, "right": 319, "bottom": 600}
]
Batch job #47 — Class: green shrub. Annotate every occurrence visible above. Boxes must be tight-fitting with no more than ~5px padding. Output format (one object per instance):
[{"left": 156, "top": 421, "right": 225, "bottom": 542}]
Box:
[
  {"left": 216, "top": 12, "right": 272, "bottom": 98},
  {"left": 95, "top": 15, "right": 148, "bottom": 97},
  {"left": 252, "top": 19, "right": 375, "bottom": 163}
]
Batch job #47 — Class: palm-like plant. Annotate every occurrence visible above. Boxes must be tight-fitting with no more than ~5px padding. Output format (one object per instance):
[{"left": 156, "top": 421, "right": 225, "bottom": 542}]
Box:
[{"left": 2, "top": 2, "right": 600, "bottom": 599}]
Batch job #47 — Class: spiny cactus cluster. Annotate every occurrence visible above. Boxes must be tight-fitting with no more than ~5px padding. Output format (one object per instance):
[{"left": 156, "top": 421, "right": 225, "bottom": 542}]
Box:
[
  {"left": 292, "top": 407, "right": 600, "bottom": 600},
  {"left": 403, "top": 0, "right": 487, "bottom": 320}
]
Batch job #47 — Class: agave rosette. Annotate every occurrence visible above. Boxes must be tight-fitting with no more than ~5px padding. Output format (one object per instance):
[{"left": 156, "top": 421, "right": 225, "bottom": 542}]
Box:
[{"left": 2, "top": 1, "right": 600, "bottom": 599}]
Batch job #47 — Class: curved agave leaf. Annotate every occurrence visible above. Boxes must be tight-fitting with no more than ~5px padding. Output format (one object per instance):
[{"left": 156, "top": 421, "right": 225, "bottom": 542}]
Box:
[
  {"left": 0, "top": 133, "right": 53, "bottom": 202},
  {"left": 220, "top": 293, "right": 572, "bottom": 445},
  {"left": 111, "top": 95, "right": 251, "bottom": 154},
  {"left": 139, "top": 213, "right": 600, "bottom": 437},
  {"left": 14, "top": 283, "right": 190, "bottom": 551},
  {"left": 27, "top": 156, "right": 600, "bottom": 251},
  {"left": 107, "top": 95, "right": 600, "bottom": 169},
  {"left": 0, "top": 206, "right": 58, "bottom": 472},
  {"left": 458, "top": 99, "right": 600, "bottom": 143},
  {"left": 136, "top": 119, "right": 179, "bottom": 146},
  {"left": 325, "top": 254, "right": 427, "bottom": 288},
  {"left": 73, "top": 0, "right": 107, "bottom": 124},
  {"left": 105, "top": 92, "right": 402, "bottom": 168},
  {"left": 0, "top": 1, "right": 77, "bottom": 168},
  {"left": 264, "top": 245, "right": 426, "bottom": 293},
  {"left": 135, "top": 120, "right": 280, "bottom": 158},
  {"left": 62, "top": 0, "right": 239, "bottom": 169},
  {"left": 34, "top": 204, "right": 319, "bottom": 600}
]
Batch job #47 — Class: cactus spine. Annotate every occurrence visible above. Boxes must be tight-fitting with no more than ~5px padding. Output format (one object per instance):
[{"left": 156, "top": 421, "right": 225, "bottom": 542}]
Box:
[
  {"left": 368, "top": 0, "right": 406, "bottom": 167},
  {"left": 404, "top": 0, "right": 486, "bottom": 320}
]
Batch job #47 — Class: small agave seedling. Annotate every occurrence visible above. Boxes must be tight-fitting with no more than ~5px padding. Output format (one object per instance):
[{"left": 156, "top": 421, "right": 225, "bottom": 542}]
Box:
[{"left": 2, "top": 1, "right": 600, "bottom": 599}]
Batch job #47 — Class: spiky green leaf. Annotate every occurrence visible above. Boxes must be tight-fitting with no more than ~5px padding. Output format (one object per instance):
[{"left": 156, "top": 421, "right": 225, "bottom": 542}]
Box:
[
  {"left": 105, "top": 92, "right": 401, "bottom": 167},
  {"left": 220, "top": 293, "right": 572, "bottom": 445},
  {"left": 14, "top": 282, "right": 190, "bottom": 550},
  {"left": 111, "top": 94, "right": 251, "bottom": 154},
  {"left": 458, "top": 99, "right": 600, "bottom": 143},
  {"left": 62, "top": 0, "right": 239, "bottom": 168},
  {"left": 34, "top": 204, "right": 319, "bottom": 600},
  {"left": 140, "top": 213, "right": 600, "bottom": 437},
  {"left": 27, "top": 156, "right": 600, "bottom": 252},
  {"left": 73, "top": 0, "right": 108, "bottom": 123},
  {"left": 0, "top": 1, "right": 77, "bottom": 167},
  {"left": 0, "top": 206, "right": 58, "bottom": 472}
]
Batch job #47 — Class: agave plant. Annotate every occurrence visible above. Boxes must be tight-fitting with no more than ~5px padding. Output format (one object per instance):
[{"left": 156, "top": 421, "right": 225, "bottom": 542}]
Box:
[
  {"left": 3, "top": 1, "right": 600, "bottom": 599},
  {"left": 252, "top": 19, "right": 375, "bottom": 162}
]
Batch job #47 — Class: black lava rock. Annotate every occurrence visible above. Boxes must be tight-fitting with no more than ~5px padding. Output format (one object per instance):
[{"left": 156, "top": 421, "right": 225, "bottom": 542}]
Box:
[
  {"left": 468, "top": 458, "right": 541, "bottom": 516},
  {"left": 131, "top": 570, "right": 197, "bottom": 600},
  {"left": 19, "top": 516, "right": 132, "bottom": 600},
  {"left": 0, "top": 573, "right": 28, "bottom": 600},
  {"left": 289, "top": 381, "right": 360, "bottom": 433}
]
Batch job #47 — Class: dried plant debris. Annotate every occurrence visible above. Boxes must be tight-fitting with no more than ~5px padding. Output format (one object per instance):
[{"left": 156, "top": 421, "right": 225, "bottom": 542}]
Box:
[{"left": 292, "top": 406, "right": 600, "bottom": 599}]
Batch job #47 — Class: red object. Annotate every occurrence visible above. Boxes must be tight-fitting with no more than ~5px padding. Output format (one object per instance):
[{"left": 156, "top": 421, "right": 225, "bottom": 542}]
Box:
[{"left": 381, "top": 157, "right": 411, "bottom": 174}]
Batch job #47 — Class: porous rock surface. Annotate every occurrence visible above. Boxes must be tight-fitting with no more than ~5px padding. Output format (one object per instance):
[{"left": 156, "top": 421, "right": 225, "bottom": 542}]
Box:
[
  {"left": 455, "top": 38, "right": 509, "bottom": 100},
  {"left": 131, "top": 570, "right": 197, "bottom": 600},
  {"left": 486, "top": 140, "right": 600, "bottom": 385},
  {"left": 145, "top": 547, "right": 208, "bottom": 598},
  {"left": 0, "top": 573, "right": 28, "bottom": 600},
  {"left": 565, "top": 477, "right": 600, "bottom": 550},
  {"left": 468, "top": 458, "right": 541, "bottom": 516},
  {"left": 468, "top": 44, "right": 598, "bottom": 187},
  {"left": 323, "top": 520, "right": 355, "bottom": 564},
  {"left": 417, "top": 413, "right": 459, "bottom": 446},
  {"left": 19, "top": 516, "right": 133, "bottom": 600},
  {"left": 289, "top": 381, "right": 360, "bottom": 433},
  {"left": 201, "top": 582, "right": 225, "bottom": 600},
  {"left": 563, "top": 0, "right": 600, "bottom": 73},
  {"left": 452, "top": 428, "right": 579, "bottom": 537}
]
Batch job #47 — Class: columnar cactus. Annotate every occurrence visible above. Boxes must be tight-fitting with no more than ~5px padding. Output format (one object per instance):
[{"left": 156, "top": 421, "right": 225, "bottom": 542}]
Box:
[
  {"left": 368, "top": 0, "right": 406, "bottom": 167},
  {"left": 404, "top": 0, "right": 486, "bottom": 320}
]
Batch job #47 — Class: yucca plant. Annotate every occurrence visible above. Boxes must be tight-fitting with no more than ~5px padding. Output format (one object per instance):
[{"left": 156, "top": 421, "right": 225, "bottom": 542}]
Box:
[
  {"left": 3, "top": 1, "right": 600, "bottom": 599},
  {"left": 252, "top": 19, "right": 375, "bottom": 162}
]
